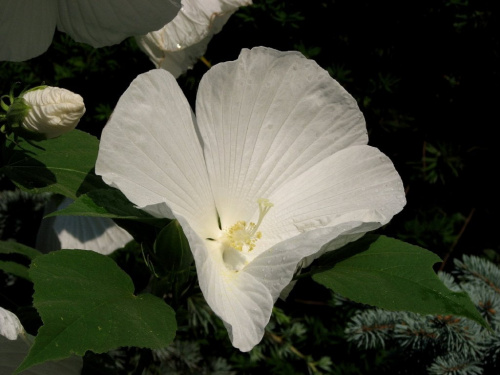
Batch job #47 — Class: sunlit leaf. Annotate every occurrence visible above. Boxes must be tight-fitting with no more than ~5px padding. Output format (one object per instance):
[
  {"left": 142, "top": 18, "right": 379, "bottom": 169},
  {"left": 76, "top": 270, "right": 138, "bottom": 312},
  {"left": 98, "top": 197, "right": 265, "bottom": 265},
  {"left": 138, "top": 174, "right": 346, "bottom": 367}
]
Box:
[{"left": 311, "top": 235, "right": 488, "bottom": 328}]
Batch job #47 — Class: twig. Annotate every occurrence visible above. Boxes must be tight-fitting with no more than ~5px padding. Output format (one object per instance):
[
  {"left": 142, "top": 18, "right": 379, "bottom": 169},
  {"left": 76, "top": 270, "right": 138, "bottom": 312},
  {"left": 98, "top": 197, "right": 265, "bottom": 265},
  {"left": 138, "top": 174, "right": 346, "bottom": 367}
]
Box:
[
  {"left": 293, "top": 298, "right": 329, "bottom": 306},
  {"left": 439, "top": 207, "right": 476, "bottom": 271},
  {"left": 267, "top": 331, "right": 319, "bottom": 373},
  {"left": 422, "top": 140, "right": 427, "bottom": 178}
]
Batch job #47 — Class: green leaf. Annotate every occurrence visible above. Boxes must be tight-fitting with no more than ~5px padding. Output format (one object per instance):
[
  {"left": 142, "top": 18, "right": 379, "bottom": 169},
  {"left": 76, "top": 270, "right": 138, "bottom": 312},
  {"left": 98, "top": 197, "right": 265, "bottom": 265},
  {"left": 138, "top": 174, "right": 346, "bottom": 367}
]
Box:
[
  {"left": 0, "top": 260, "right": 30, "bottom": 280},
  {"left": 17, "top": 250, "right": 177, "bottom": 373},
  {"left": 311, "top": 235, "right": 488, "bottom": 328},
  {"left": 45, "top": 188, "right": 167, "bottom": 227},
  {"left": 0, "top": 240, "right": 42, "bottom": 260},
  {"left": 0, "top": 241, "right": 41, "bottom": 280},
  {"left": 1, "top": 130, "right": 107, "bottom": 199}
]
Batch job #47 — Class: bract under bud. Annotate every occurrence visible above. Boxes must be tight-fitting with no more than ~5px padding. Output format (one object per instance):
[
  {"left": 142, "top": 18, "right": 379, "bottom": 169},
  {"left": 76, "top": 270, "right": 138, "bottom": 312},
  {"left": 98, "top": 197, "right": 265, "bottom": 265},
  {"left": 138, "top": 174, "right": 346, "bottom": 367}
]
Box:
[{"left": 18, "top": 86, "right": 86, "bottom": 139}]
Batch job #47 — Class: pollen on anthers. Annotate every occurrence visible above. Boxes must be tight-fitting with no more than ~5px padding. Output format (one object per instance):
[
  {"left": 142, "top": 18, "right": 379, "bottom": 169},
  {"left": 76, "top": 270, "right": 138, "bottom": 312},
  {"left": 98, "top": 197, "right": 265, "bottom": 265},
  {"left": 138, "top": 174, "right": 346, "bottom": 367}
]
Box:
[{"left": 219, "top": 198, "right": 273, "bottom": 252}]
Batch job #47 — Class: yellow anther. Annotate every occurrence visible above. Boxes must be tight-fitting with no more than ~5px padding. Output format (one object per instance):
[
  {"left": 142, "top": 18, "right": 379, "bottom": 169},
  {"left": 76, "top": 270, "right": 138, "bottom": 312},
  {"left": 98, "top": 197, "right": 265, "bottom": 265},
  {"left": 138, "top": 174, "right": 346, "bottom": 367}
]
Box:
[
  {"left": 225, "top": 221, "right": 260, "bottom": 252},
  {"left": 221, "top": 198, "right": 273, "bottom": 252}
]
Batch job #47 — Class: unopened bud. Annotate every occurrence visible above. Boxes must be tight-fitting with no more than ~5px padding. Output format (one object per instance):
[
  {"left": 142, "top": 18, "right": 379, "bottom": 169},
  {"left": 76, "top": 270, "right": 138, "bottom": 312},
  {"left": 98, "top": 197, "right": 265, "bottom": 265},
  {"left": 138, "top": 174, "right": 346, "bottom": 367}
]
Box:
[{"left": 17, "top": 86, "right": 86, "bottom": 139}]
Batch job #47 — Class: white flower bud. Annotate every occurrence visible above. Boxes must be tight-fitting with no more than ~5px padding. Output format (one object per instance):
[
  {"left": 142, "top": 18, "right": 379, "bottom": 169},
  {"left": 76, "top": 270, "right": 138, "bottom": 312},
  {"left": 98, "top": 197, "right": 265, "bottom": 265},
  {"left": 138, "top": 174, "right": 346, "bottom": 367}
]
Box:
[{"left": 20, "top": 87, "right": 86, "bottom": 139}]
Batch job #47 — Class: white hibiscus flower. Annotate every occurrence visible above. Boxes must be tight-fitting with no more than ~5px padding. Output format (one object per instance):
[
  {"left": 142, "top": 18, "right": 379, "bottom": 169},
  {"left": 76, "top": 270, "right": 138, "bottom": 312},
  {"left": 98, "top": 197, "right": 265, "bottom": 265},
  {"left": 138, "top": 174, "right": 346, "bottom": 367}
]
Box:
[
  {"left": 136, "top": 0, "right": 252, "bottom": 77},
  {"left": 96, "top": 47, "right": 406, "bottom": 351},
  {"left": 0, "top": 0, "right": 181, "bottom": 62}
]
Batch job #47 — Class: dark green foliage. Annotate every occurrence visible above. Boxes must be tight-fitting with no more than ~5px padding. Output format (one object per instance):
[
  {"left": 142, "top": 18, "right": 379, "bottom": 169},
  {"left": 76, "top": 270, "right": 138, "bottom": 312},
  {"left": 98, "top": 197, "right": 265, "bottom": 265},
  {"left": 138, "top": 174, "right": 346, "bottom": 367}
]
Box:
[
  {"left": 0, "top": 188, "right": 49, "bottom": 244},
  {"left": 399, "top": 208, "right": 465, "bottom": 252}
]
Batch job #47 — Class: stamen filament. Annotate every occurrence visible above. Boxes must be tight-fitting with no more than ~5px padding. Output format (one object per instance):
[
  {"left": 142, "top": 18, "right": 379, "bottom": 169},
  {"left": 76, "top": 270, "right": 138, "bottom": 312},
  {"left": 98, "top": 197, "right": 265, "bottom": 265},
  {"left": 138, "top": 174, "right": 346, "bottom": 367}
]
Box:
[{"left": 249, "top": 198, "right": 274, "bottom": 236}]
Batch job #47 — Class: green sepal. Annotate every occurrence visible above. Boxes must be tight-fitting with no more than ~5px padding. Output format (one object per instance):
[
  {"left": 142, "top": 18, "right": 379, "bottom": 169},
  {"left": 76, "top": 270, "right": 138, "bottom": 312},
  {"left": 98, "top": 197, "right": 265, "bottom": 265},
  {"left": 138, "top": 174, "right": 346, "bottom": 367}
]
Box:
[
  {"left": 147, "top": 220, "right": 194, "bottom": 307},
  {"left": 5, "top": 96, "right": 30, "bottom": 128},
  {"left": 153, "top": 220, "right": 193, "bottom": 274}
]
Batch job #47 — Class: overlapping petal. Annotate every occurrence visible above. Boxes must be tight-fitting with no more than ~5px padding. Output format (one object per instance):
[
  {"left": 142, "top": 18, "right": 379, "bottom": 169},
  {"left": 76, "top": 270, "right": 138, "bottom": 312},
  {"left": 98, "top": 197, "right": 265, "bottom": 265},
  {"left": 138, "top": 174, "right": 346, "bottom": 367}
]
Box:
[
  {"left": 136, "top": 0, "right": 251, "bottom": 77},
  {"left": 176, "top": 214, "right": 273, "bottom": 351},
  {"left": 96, "top": 47, "right": 406, "bottom": 351},
  {"left": 0, "top": 0, "right": 181, "bottom": 62},
  {"left": 257, "top": 145, "right": 406, "bottom": 253}
]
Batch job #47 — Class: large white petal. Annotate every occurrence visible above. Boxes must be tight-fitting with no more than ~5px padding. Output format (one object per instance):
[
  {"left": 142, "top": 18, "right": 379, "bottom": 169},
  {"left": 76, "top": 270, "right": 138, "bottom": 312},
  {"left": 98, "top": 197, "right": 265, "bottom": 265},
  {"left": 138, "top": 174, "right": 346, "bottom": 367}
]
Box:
[
  {"left": 136, "top": 0, "right": 251, "bottom": 77},
  {"left": 96, "top": 69, "right": 217, "bottom": 235},
  {"left": 36, "top": 198, "right": 133, "bottom": 255},
  {"left": 176, "top": 214, "right": 272, "bottom": 352},
  {"left": 0, "top": 0, "right": 57, "bottom": 61},
  {"left": 56, "top": 0, "right": 181, "bottom": 48},
  {"left": 255, "top": 145, "right": 405, "bottom": 255},
  {"left": 0, "top": 307, "right": 82, "bottom": 374},
  {"left": 196, "top": 47, "right": 368, "bottom": 227},
  {"left": 242, "top": 145, "right": 405, "bottom": 307}
]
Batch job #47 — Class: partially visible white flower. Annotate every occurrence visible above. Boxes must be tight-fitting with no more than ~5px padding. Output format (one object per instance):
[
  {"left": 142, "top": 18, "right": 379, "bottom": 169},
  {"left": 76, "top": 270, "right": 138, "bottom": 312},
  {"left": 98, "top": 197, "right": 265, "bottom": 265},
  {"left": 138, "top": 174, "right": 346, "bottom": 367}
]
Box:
[
  {"left": 0, "top": 307, "right": 82, "bottom": 374},
  {"left": 0, "top": 306, "right": 24, "bottom": 341},
  {"left": 37, "top": 197, "right": 133, "bottom": 255},
  {"left": 96, "top": 47, "right": 406, "bottom": 351},
  {"left": 136, "top": 0, "right": 251, "bottom": 77},
  {"left": 17, "top": 86, "right": 85, "bottom": 139},
  {"left": 0, "top": 0, "right": 182, "bottom": 62}
]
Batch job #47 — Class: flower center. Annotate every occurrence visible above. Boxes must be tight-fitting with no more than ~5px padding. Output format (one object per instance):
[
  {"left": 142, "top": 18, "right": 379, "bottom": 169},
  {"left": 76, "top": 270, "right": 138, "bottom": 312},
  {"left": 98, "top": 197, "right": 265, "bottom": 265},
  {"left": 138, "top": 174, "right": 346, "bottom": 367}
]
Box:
[
  {"left": 212, "top": 198, "right": 274, "bottom": 272},
  {"left": 222, "top": 198, "right": 273, "bottom": 253}
]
